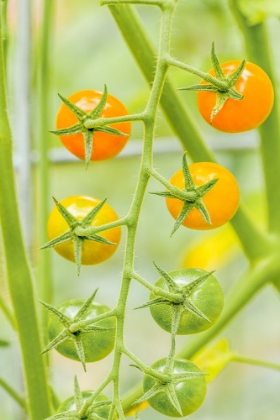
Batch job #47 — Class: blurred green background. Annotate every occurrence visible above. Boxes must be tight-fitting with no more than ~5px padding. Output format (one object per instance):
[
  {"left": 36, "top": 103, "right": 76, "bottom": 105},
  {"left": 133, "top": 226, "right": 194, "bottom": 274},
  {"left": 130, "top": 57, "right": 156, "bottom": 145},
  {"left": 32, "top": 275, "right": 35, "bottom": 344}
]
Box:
[{"left": 1, "top": 0, "right": 280, "bottom": 418}]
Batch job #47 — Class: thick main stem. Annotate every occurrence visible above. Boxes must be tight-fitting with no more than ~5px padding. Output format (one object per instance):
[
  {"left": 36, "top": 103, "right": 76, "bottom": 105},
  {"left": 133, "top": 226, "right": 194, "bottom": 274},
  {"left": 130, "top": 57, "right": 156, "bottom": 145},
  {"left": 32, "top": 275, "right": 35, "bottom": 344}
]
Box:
[
  {"left": 0, "top": 10, "right": 51, "bottom": 420},
  {"left": 107, "top": 3, "right": 175, "bottom": 418},
  {"left": 229, "top": 0, "right": 280, "bottom": 234}
]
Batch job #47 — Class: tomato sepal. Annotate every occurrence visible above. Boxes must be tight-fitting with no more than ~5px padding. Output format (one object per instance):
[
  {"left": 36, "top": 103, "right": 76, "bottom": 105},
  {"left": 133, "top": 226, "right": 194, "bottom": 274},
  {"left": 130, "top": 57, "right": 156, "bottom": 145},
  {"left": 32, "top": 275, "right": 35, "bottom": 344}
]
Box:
[
  {"left": 41, "top": 289, "right": 115, "bottom": 371},
  {"left": 179, "top": 43, "right": 246, "bottom": 123},
  {"left": 42, "top": 197, "right": 117, "bottom": 275},
  {"left": 151, "top": 153, "right": 219, "bottom": 234}
]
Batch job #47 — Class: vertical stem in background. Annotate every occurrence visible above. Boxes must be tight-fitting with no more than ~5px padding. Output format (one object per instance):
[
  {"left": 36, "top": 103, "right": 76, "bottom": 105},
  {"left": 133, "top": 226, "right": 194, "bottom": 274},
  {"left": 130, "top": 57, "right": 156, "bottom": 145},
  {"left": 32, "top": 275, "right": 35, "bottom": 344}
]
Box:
[
  {"left": 0, "top": 7, "right": 51, "bottom": 420},
  {"left": 109, "top": 4, "right": 272, "bottom": 262},
  {"left": 0, "top": 0, "right": 8, "bottom": 71},
  {"left": 15, "top": 0, "right": 33, "bottom": 247},
  {"left": 37, "top": 0, "right": 55, "bottom": 341},
  {"left": 229, "top": 0, "right": 280, "bottom": 234}
]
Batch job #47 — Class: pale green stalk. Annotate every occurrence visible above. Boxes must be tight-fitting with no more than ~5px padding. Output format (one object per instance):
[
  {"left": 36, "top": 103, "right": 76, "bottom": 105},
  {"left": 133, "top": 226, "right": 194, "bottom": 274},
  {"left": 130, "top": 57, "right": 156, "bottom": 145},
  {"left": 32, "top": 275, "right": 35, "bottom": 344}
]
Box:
[
  {"left": 0, "top": 9, "right": 51, "bottom": 420},
  {"left": 229, "top": 0, "right": 280, "bottom": 233},
  {"left": 37, "top": 0, "right": 55, "bottom": 344}
]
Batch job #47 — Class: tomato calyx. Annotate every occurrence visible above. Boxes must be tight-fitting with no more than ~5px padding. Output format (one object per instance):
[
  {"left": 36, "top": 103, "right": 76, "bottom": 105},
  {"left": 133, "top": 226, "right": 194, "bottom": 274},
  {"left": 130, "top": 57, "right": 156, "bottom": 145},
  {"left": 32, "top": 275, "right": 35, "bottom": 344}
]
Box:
[
  {"left": 45, "top": 376, "right": 112, "bottom": 420},
  {"left": 41, "top": 197, "right": 116, "bottom": 275},
  {"left": 40, "top": 289, "right": 115, "bottom": 372},
  {"left": 136, "top": 263, "right": 213, "bottom": 326},
  {"left": 151, "top": 153, "right": 218, "bottom": 235},
  {"left": 51, "top": 85, "right": 128, "bottom": 167},
  {"left": 179, "top": 43, "right": 246, "bottom": 122},
  {"left": 134, "top": 358, "right": 206, "bottom": 416}
]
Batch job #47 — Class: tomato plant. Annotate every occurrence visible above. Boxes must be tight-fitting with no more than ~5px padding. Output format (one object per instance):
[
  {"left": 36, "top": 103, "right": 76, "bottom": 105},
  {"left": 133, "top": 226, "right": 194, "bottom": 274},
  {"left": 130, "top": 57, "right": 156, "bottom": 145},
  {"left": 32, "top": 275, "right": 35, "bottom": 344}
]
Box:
[
  {"left": 48, "top": 297, "right": 115, "bottom": 363},
  {"left": 143, "top": 358, "right": 207, "bottom": 417},
  {"left": 57, "top": 390, "right": 111, "bottom": 419},
  {"left": 56, "top": 89, "right": 131, "bottom": 161},
  {"left": 47, "top": 195, "right": 121, "bottom": 265},
  {"left": 197, "top": 61, "right": 274, "bottom": 133},
  {"left": 166, "top": 162, "right": 240, "bottom": 230},
  {"left": 149, "top": 268, "right": 224, "bottom": 334}
]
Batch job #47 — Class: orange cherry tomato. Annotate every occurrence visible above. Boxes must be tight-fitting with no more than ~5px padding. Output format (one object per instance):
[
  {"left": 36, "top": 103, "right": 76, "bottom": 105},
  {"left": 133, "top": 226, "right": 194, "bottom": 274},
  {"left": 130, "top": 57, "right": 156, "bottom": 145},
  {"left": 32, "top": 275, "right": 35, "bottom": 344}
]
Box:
[
  {"left": 47, "top": 195, "right": 121, "bottom": 264},
  {"left": 166, "top": 162, "right": 240, "bottom": 230},
  {"left": 197, "top": 61, "right": 274, "bottom": 133},
  {"left": 56, "top": 90, "right": 131, "bottom": 161}
]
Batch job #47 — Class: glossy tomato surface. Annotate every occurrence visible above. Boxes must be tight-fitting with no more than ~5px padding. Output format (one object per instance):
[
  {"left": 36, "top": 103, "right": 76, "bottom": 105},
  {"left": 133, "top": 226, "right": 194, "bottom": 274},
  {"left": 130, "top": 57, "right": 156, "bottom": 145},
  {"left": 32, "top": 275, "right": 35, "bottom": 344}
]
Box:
[
  {"left": 143, "top": 358, "right": 207, "bottom": 417},
  {"left": 150, "top": 268, "right": 224, "bottom": 334},
  {"left": 48, "top": 298, "right": 115, "bottom": 362},
  {"left": 56, "top": 89, "right": 131, "bottom": 161},
  {"left": 57, "top": 390, "right": 110, "bottom": 419},
  {"left": 197, "top": 61, "right": 274, "bottom": 133},
  {"left": 47, "top": 195, "right": 121, "bottom": 265},
  {"left": 166, "top": 162, "right": 240, "bottom": 230}
]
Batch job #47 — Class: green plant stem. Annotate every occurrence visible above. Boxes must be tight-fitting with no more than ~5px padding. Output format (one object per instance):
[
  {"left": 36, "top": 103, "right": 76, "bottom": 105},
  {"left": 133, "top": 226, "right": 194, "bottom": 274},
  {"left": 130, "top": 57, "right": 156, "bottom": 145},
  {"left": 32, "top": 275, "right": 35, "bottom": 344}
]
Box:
[
  {"left": 232, "top": 354, "right": 280, "bottom": 371},
  {"left": 229, "top": 0, "right": 280, "bottom": 234},
  {"left": 0, "top": 13, "right": 51, "bottom": 420},
  {"left": 132, "top": 271, "right": 183, "bottom": 302},
  {"left": 166, "top": 56, "right": 228, "bottom": 90},
  {"left": 0, "top": 0, "right": 8, "bottom": 71},
  {"left": 121, "top": 253, "right": 280, "bottom": 410},
  {"left": 0, "top": 376, "right": 27, "bottom": 410},
  {"left": 92, "top": 3, "right": 177, "bottom": 418},
  {"left": 0, "top": 293, "right": 16, "bottom": 329},
  {"left": 108, "top": 3, "right": 270, "bottom": 263},
  {"left": 37, "top": 0, "right": 55, "bottom": 345},
  {"left": 84, "top": 113, "right": 146, "bottom": 129}
]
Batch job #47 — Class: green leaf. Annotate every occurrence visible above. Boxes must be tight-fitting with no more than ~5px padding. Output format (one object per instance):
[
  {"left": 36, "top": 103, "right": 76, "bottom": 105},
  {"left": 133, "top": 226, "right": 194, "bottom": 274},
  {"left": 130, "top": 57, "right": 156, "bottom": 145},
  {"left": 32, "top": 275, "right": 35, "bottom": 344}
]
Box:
[
  {"left": 75, "top": 289, "right": 98, "bottom": 320},
  {"left": 49, "top": 123, "right": 83, "bottom": 137},
  {"left": 237, "top": 0, "right": 280, "bottom": 25},
  {"left": 134, "top": 297, "right": 172, "bottom": 310},
  {"left": 58, "top": 93, "right": 87, "bottom": 120},
  {"left": 153, "top": 262, "right": 179, "bottom": 292},
  {"left": 41, "top": 330, "right": 69, "bottom": 355},
  {"left": 80, "top": 198, "right": 107, "bottom": 227},
  {"left": 210, "top": 42, "right": 226, "bottom": 82},
  {"left": 97, "top": 125, "right": 129, "bottom": 137},
  {"left": 88, "top": 85, "right": 108, "bottom": 118},
  {"left": 74, "top": 376, "right": 83, "bottom": 412},
  {"left": 39, "top": 301, "right": 72, "bottom": 327},
  {"left": 0, "top": 339, "right": 9, "bottom": 347},
  {"left": 40, "top": 230, "right": 73, "bottom": 250}
]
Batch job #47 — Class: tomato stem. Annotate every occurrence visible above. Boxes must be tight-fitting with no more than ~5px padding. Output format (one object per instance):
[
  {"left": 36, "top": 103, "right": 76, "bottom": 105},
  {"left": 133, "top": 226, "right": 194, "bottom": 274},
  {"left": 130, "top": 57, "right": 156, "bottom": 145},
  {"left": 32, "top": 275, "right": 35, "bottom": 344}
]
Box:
[
  {"left": 232, "top": 354, "right": 280, "bottom": 372},
  {"left": 0, "top": 7, "right": 52, "bottom": 419}
]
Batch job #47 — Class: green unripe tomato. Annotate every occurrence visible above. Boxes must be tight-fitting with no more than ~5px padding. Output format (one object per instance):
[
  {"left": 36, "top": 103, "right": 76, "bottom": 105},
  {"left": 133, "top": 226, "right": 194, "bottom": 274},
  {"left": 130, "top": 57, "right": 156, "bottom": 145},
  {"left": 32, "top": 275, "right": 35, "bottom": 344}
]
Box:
[
  {"left": 57, "top": 390, "right": 110, "bottom": 419},
  {"left": 143, "top": 358, "right": 207, "bottom": 417},
  {"left": 150, "top": 268, "right": 224, "bottom": 334},
  {"left": 48, "top": 298, "right": 115, "bottom": 362}
]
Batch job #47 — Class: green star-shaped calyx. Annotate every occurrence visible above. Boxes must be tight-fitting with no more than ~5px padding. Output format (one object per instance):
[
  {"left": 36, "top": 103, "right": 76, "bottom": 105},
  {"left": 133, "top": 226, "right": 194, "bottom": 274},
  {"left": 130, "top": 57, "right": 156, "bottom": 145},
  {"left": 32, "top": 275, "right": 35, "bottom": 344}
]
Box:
[
  {"left": 51, "top": 85, "right": 128, "bottom": 167},
  {"left": 134, "top": 362, "right": 206, "bottom": 416},
  {"left": 40, "top": 197, "right": 115, "bottom": 275},
  {"left": 179, "top": 42, "right": 246, "bottom": 122},
  {"left": 151, "top": 153, "right": 218, "bottom": 235},
  {"left": 135, "top": 263, "right": 214, "bottom": 324},
  {"left": 44, "top": 377, "right": 111, "bottom": 420},
  {"left": 40, "top": 289, "right": 114, "bottom": 372}
]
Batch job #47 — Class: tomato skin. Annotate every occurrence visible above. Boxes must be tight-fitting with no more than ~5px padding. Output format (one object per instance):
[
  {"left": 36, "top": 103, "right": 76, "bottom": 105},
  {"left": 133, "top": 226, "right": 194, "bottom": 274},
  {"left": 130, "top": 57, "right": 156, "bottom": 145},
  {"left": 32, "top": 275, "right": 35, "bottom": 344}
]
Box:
[
  {"left": 197, "top": 61, "right": 274, "bottom": 133},
  {"left": 166, "top": 162, "right": 240, "bottom": 230},
  {"left": 57, "top": 390, "right": 110, "bottom": 419},
  {"left": 150, "top": 268, "right": 224, "bottom": 334},
  {"left": 143, "top": 358, "right": 207, "bottom": 417},
  {"left": 47, "top": 195, "right": 121, "bottom": 265},
  {"left": 48, "top": 299, "right": 115, "bottom": 362},
  {"left": 56, "top": 89, "right": 131, "bottom": 161}
]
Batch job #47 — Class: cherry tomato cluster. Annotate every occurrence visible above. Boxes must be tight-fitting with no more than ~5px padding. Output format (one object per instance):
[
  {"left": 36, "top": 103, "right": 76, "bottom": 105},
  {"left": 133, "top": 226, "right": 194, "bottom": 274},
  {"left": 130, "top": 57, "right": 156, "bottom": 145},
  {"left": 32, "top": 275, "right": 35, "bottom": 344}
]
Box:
[{"left": 43, "top": 44, "right": 274, "bottom": 419}]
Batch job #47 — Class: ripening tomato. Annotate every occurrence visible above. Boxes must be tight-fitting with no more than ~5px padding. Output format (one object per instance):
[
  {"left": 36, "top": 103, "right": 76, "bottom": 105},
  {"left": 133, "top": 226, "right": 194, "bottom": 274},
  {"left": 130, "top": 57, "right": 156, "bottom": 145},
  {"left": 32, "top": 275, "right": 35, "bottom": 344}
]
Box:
[
  {"left": 143, "top": 358, "right": 207, "bottom": 417},
  {"left": 48, "top": 298, "right": 115, "bottom": 362},
  {"left": 197, "top": 61, "right": 274, "bottom": 133},
  {"left": 150, "top": 268, "right": 224, "bottom": 334},
  {"left": 166, "top": 162, "right": 240, "bottom": 230},
  {"left": 57, "top": 390, "right": 111, "bottom": 419},
  {"left": 56, "top": 89, "right": 131, "bottom": 161},
  {"left": 47, "top": 195, "right": 121, "bottom": 265}
]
